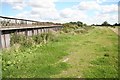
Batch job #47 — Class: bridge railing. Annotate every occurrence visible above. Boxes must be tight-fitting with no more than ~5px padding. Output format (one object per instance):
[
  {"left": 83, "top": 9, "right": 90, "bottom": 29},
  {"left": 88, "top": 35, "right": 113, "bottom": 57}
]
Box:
[{"left": 0, "top": 16, "right": 61, "bottom": 28}]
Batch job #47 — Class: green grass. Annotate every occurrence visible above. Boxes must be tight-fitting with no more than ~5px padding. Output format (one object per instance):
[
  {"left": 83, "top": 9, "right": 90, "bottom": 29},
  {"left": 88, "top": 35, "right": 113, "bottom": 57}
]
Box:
[
  {"left": 52, "top": 27, "right": 118, "bottom": 78},
  {"left": 2, "top": 27, "right": 118, "bottom": 78},
  {"left": 2, "top": 40, "right": 69, "bottom": 78}
]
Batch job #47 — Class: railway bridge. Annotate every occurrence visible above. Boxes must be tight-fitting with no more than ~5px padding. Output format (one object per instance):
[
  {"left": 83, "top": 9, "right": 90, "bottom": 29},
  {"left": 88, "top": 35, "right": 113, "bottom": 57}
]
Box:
[{"left": 0, "top": 16, "right": 63, "bottom": 48}]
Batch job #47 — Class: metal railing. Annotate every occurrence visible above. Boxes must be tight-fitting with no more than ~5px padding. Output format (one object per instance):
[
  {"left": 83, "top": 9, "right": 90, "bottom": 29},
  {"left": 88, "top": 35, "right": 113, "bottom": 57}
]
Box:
[{"left": 0, "top": 16, "right": 61, "bottom": 28}]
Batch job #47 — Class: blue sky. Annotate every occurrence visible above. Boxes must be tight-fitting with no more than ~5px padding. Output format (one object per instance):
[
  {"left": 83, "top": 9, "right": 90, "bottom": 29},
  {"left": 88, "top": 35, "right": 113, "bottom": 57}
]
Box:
[{"left": 1, "top": 0, "right": 119, "bottom": 24}]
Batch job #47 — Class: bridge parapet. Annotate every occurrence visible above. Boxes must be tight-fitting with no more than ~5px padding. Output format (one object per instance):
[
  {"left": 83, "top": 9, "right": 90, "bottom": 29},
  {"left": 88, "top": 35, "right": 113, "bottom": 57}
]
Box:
[{"left": 0, "top": 16, "right": 62, "bottom": 28}]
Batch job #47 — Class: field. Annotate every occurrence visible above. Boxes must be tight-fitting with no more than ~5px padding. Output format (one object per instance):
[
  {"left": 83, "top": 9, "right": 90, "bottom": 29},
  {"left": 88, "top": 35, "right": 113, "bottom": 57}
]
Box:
[{"left": 2, "top": 27, "right": 118, "bottom": 78}]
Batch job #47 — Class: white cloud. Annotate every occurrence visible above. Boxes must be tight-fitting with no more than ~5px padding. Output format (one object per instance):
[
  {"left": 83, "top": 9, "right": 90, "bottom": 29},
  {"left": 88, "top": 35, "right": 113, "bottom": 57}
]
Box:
[
  {"left": 28, "top": 0, "right": 61, "bottom": 21},
  {"left": 1, "top": 0, "right": 22, "bottom": 3},
  {"left": 77, "top": 1, "right": 100, "bottom": 10},
  {"left": 28, "top": 0, "right": 56, "bottom": 8},
  {"left": 60, "top": 8, "right": 87, "bottom": 21},
  {"left": 1, "top": 0, "right": 26, "bottom": 10},
  {"left": 85, "top": 13, "right": 118, "bottom": 25},
  {"left": 3, "top": 0, "right": 117, "bottom": 24},
  {"left": 15, "top": 11, "right": 29, "bottom": 19},
  {"left": 60, "top": 8, "right": 75, "bottom": 18},
  {"left": 72, "top": 1, "right": 118, "bottom": 24},
  {"left": 76, "top": 1, "right": 117, "bottom": 13},
  {"left": 30, "top": 7, "right": 60, "bottom": 20},
  {"left": 101, "top": 4, "right": 117, "bottom": 13},
  {"left": 15, "top": 0, "right": 61, "bottom": 21}
]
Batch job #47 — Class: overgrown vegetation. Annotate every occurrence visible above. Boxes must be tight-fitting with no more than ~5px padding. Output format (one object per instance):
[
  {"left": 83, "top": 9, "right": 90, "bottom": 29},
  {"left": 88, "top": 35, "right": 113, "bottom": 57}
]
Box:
[
  {"left": 10, "top": 31, "right": 57, "bottom": 48},
  {"left": 2, "top": 22, "right": 118, "bottom": 78},
  {"left": 62, "top": 21, "right": 93, "bottom": 33},
  {"left": 2, "top": 32, "right": 69, "bottom": 78}
]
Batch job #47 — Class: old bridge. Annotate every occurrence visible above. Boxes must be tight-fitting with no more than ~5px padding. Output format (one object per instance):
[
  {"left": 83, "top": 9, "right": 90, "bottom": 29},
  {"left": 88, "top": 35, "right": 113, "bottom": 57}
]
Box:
[{"left": 0, "top": 16, "right": 63, "bottom": 48}]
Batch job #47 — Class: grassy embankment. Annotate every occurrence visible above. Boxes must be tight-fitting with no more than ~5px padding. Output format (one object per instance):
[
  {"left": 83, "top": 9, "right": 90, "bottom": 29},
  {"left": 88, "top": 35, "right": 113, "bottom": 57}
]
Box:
[{"left": 2, "top": 27, "right": 118, "bottom": 78}]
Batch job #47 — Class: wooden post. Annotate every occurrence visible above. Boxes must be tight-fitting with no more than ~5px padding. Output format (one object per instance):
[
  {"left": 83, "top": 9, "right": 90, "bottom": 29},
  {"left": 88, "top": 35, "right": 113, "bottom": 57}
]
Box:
[
  {"left": 0, "top": 30, "right": 2, "bottom": 49},
  {"left": 25, "top": 29, "right": 28, "bottom": 36},
  {"left": 0, "top": 32, "right": 5, "bottom": 48},
  {"left": 0, "top": 31, "right": 11, "bottom": 48},
  {"left": 37, "top": 29, "right": 39, "bottom": 35},
  {"left": 4, "top": 33, "right": 10, "bottom": 48},
  {"left": 32, "top": 29, "right": 34, "bottom": 36}
]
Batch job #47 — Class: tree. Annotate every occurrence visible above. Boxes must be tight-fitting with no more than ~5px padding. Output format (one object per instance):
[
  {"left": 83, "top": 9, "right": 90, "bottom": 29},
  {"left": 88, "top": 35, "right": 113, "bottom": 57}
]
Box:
[
  {"left": 113, "top": 23, "right": 118, "bottom": 26},
  {"left": 77, "top": 21, "right": 83, "bottom": 27},
  {"left": 118, "top": 23, "right": 120, "bottom": 26},
  {"left": 69, "top": 21, "right": 84, "bottom": 27},
  {"left": 70, "top": 22, "right": 76, "bottom": 25},
  {"left": 101, "top": 21, "right": 110, "bottom": 26},
  {"left": 91, "top": 24, "right": 95, "bottom": 26}
]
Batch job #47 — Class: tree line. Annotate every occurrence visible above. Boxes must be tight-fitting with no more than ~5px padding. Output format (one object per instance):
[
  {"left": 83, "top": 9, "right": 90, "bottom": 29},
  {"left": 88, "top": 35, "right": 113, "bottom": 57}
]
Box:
[{"left": 92, "top": 21, "right": 120, "bottom": 26}]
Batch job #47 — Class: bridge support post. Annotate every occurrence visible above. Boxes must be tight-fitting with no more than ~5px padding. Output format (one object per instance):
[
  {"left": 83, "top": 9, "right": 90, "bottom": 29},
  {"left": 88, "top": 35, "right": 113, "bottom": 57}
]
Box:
[
  {"left": 0, "top": 31, "right": 2, "bottom": 49},
  {"left": 4, "top": 33, "right": 10, "bottom": 48}
]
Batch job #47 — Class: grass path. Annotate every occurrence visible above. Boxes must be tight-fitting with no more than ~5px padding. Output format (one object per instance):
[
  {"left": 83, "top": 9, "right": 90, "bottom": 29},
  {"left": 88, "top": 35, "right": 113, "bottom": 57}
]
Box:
[{"left": 52, "top": 27, "right": 118, "bottom": 78}]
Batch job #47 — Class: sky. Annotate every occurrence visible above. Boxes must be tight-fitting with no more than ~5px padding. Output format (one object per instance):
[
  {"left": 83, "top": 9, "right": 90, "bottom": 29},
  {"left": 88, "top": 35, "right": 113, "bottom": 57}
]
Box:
[{"left": 0, "top": 0, "right": 119, "bottom": 24}]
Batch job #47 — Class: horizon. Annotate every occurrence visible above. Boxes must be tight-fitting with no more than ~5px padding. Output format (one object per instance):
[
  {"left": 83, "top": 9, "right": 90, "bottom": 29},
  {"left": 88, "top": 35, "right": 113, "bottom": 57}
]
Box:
[{"left": 1, "top": 0, "right": 119, "bottom": 25}]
